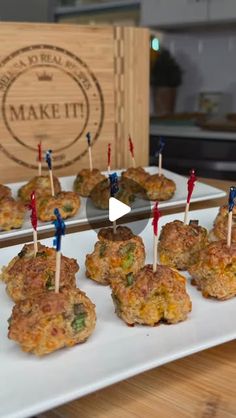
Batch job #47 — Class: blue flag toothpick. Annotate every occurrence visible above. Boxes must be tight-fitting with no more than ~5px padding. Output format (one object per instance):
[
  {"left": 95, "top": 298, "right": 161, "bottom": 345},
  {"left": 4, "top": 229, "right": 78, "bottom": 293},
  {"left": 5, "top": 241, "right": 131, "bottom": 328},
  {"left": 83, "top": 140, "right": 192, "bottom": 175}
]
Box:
[
  {"left": 227, "top": 186, "right": 236, "bottom": 247},
  {"left": 86, "top": 132, "right": 93, "bottom": 171},
  {"left": 45, "top": 149, "right": 55, "bottom": 196},
  {"left": 109, "top": 172, "right": 119, "bottom": 197},
  {"left": 53, "top": 208, "right": 66, "bottom": 293}
]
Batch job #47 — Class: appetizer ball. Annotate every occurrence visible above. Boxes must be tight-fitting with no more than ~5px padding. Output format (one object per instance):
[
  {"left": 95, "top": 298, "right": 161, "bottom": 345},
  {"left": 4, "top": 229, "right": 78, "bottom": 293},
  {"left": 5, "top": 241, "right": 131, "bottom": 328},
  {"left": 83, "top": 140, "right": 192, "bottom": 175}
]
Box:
[
  {"left": 8, "top": 288, "right": 96, "bottom": 356},
  {"left": 142, "top": 174, "right": 176, "bottom": 201},
  {"left": 0, "top": 197, "right": 25, "bottom": 231},
  {"left": 158, "top": 220, "right": 208, "bottom": 270},
  {"left": 86, "top": 226, "right": 145, "bottom": 285},
  {"left": 37, "top": 191, "right": 80, "bottom": 221},
  {"left": 121, "top": 167, "right": 150, "bottom": 194},
  {"left": 210, "top": 205, "right": 236, "bottom": 243},
  {"left": 1, "top": 243, "right": 79, "bottom": 302},
  {"left": 90, "top": 178, "right": 134, "bottom": 210},
  {"left": 189, "top": 240, "right": 236, "bottom": 300},
  {"left": 111, "top": 264, "right": 192, "bottom": 326},
  {"left": 18, "top": 175, "right": 61, "bottom": 204},
  {"left": 0, "top": 184, "right": 11, "bottom": 200},
  {"left": 74, "top": 168, "right": 106, "bottom": 197}
]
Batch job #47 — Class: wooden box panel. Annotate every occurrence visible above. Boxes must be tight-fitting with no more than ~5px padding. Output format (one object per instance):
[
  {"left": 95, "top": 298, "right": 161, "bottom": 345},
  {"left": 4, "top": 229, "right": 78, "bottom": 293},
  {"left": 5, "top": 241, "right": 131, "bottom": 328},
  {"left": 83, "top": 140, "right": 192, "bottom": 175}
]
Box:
[{"left": 0, "top": 22, "right": 149, "bottom": 183}]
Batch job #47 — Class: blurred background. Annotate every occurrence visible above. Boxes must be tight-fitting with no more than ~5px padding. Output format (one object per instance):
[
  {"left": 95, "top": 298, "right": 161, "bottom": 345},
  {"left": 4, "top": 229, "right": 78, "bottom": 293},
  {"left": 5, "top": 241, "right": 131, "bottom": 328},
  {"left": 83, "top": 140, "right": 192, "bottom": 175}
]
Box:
[{"left": 0, "top": 0, "right": 235, "bottom": 180}]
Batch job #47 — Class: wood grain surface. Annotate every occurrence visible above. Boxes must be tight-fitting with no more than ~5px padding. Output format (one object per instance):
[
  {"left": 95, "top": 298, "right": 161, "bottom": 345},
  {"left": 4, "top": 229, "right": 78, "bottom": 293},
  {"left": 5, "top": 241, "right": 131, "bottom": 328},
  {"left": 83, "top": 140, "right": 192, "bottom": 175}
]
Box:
[
  {"left": 0, "top": 22, "right": 149, "bottom": 183},
  {"left": 37, "top": 177, "right": 235, "bottom": 418}
]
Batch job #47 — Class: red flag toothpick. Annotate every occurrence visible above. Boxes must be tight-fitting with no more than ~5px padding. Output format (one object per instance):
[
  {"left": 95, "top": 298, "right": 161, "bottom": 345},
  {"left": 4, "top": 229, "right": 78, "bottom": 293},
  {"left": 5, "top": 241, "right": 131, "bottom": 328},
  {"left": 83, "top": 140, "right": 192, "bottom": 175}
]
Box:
[
  {"left": 108, "top": 143, "right": 111, "bottom": 174},
  {"left": 38, "top": 142, "right": 42, "bottom": 176},
  {"left": 152, "top": 202, "right": 161, "bottom": 272},
  {"left": 28, "top": 191, "right": 38, "bottom": 256},
  {"left": 128, "top": 135, "right": 136, "bottom": 168},
  {"left": 184, "top": 169, "right": 197, "bottom": 225}
]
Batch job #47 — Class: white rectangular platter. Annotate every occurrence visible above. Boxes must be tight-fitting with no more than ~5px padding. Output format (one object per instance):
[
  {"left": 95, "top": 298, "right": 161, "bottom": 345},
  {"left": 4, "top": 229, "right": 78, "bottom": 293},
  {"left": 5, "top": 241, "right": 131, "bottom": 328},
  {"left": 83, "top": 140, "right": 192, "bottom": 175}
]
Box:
[
  {"left": 0, "top": 207, "right": 235, "bottom": 418},
  {"left": 1, "top": 167, "right": 226, "bottom": 240}
]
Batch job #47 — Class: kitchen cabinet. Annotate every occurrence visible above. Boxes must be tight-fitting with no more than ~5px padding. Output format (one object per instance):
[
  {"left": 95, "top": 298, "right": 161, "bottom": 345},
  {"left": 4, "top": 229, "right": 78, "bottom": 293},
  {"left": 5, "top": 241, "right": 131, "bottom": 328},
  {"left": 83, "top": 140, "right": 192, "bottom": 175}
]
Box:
[
  {"left": 208, "top": 0, "right": 236, "bottom": 22},
  {"left": 141, "top": 0, "right": 208, "bottom": 27}
]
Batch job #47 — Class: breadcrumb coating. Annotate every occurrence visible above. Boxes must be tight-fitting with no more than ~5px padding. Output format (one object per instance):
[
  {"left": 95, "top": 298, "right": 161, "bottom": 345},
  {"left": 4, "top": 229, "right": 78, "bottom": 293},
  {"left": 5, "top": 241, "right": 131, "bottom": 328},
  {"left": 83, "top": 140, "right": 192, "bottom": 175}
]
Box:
[
  {"left": 37, "top": 191, "right": 80, "bottom": 221},
  {"left": 111, "top": 264, "right": 192, "bottom": 326},
  {"left": 8, "top": 289, "right": 96, "bottom": 356},
  {"left": 158, "top": 220, "right": 208, "bottom": 270},
  {"left": 18, "top": 175, "right": 61, "bottom": 204},
  {"left": 74, "top": 168, "right": 106, "bottom": 197},
  {"left": 86, "top": 226, "right": 145, "bottom": 285},
  {"left": 189, "top": 240, "right": 236, "bottom": 300}
]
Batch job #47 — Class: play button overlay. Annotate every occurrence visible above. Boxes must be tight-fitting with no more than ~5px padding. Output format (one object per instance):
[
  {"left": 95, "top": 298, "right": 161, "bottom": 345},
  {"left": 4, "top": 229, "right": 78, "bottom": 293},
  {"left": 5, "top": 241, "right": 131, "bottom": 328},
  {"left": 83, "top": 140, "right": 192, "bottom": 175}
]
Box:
[
  {"left": 86, "top": 177, "right": 152, "bottom": 239},
  {"left": 109, "top": 197, "right": 131, "bottom": 222}
]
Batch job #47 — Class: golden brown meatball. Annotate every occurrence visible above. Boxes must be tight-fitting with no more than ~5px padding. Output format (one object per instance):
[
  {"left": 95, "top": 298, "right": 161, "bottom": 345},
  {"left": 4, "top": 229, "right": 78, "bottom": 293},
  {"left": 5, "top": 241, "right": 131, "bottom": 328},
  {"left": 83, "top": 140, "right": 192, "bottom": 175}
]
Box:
[
  {"left": 121, "top": 167, "right": 150, "bottom": 194},
  {"left": 90, "top": 178, "right": 134, "bottom": 210},
  {"left": 0, "top": 197, "right": 25, "bottom": 231},
  {"left": 0, "top": 184, "right": 11, "bottom": 200},
  {"left": 74, "top": 168, "right": 106, "bottom": 197},
  {"left": 158, "top": 220, "right": 208, "bottom": 270},
  {"left": 111, "top": 264, "right": 192, "bottom": 326},
  {"left": 86, "top": 226, "right": 145, "bottom": 285},
  {"left": 1, "top": 243, "right": 79, "bottom": 302},
  {"left": 37, "top": 191, "right": 80, "bottom": 221},
  {"left": 210, "top": 205, "right": 236, "bottom": 243},
  {"left": 189, "top": 241, "right": 236, "bottom": 300},
  {"left": 18, "top": 175, "right": 61, "bottom": 204},
  {"left": 8, "top": 288, "right": 96, "bottom": 356},
  {"left": 143, "top": 174, "right": 176, "bottom": 201}
]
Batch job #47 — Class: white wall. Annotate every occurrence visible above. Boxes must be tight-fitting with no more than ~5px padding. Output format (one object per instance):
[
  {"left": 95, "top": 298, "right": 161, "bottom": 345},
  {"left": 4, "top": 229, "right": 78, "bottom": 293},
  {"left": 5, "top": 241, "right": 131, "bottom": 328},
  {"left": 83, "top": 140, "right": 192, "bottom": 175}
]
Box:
[{"left": 161, "top": 29, "right": 236, "bottom": 113}]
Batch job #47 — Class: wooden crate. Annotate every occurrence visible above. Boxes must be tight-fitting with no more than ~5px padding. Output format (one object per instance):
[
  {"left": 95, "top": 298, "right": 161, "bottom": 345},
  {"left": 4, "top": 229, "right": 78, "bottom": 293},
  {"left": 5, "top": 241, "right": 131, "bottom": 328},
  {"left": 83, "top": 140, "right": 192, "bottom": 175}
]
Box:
[{"left": 0, "top": 22, "right": 149, "bottom": 183}]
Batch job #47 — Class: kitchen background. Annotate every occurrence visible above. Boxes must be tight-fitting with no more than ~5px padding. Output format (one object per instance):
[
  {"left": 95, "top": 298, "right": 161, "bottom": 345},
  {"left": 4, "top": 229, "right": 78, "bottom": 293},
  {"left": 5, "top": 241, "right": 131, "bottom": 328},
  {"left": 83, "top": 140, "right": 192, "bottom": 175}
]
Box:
[{"left": 0, "top": 0, "right": 235, "bottom": 180}]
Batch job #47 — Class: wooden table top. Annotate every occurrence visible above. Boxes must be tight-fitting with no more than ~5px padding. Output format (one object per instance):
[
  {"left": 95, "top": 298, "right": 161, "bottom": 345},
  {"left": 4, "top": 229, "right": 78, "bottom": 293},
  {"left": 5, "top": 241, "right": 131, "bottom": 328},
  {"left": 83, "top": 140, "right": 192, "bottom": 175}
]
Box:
[{"left": 33, "top": 178, "right": 236, "bottom": 418}]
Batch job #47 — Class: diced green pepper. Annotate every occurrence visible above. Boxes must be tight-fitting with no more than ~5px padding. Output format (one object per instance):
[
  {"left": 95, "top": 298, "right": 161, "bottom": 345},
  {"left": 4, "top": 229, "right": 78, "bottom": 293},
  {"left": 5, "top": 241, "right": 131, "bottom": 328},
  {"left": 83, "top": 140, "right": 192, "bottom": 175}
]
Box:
[
  {"left": 126, "top": 273, "right": 134, "bottom": 286},
  {"left": 45, "top": 272, "right": 55, "bottom": 290},
  {"left": 119, "top": 242, "right": 136, "bottom": 256},
  {"left": 63, "top": 204, "right": 73, "bottom": 213},
  {"left": 71, "top": 312, "right": 86, "bottom": 332},
  {"left": 99, "top": 243, "right": 107, "bottom": 257},
  {"left": 122, "top": 252, "right": 135, "bottom": 269}
]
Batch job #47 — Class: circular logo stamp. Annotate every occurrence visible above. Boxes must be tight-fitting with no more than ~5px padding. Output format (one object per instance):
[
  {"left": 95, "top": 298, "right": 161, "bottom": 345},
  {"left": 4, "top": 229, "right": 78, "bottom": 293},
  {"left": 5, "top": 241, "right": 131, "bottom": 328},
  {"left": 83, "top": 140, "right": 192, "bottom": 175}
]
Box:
[{"left": 0, "top": 44, "right": 104, "bottom": 169}]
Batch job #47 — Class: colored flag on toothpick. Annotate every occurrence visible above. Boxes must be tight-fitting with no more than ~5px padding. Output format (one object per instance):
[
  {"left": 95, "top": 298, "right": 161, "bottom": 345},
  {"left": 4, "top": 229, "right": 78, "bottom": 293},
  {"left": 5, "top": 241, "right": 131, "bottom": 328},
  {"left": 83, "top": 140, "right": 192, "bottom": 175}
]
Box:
[
  {"left": 157, "top": 137, "right": 165, "bottom": 176},
  {"left": 45, "top": 149, "right": 55, "bottom": 197},
  {"left": 86, "top": 132, "right": 93, "bottom": 171},
  {"left": 184, "top": 169, "right": 196, "bottom": 225},
  {"left": 152, "top": 202, "right": 161, "bottom": 272},
  {"left": 128, "top": 135, "right": 136, "bottom": 168},
  {"left": 109, "top": 172, "right": 119, "bottom": 234},
  {"left": 28, "top": 191, "right": 38, "bottom": 256},
  {"left": 227, "top": 186, "right": 236, "bottom": 247},
  {"left": 53, "top": 208, "right": 66, "bottom": 293},
  {"left": 38, "top": 142, "right": 42, "bottom": 176}
]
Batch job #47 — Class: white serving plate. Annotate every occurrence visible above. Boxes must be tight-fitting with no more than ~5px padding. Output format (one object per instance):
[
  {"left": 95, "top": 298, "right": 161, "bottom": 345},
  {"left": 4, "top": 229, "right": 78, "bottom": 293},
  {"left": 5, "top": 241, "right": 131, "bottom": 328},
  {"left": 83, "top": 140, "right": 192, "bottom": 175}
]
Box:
[
  {"left": 1, "top": 167, "right": 226, "bottom": 240},
  {"left": 0, "top": 207, "right": 235, "bottom": 418}
]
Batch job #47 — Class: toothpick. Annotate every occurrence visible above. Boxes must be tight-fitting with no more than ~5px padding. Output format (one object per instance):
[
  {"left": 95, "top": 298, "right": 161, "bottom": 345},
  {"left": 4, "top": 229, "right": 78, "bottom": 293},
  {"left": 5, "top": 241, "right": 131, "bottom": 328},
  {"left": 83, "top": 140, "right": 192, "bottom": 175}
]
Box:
[
  {"left": 152, "top": 202, "right": 161, "bottom": 273},
  {"left": 227, "top": 211, "right": 233, "bottom": 248},
  {"left": 38, "top": 142, "right": 42, "bottom": 176},
  {"left": 184, "top": 170, "right": 196, "bottom": 225},
  {"left": 158, "top": 153, "right": 162, "bottom": 176},
  {"left": 153, "top": 234, "right": 158, "bottom": 272},
  {"left": 55, "top": 251, "right": 61, "bottom": 293},
  {"left": 46, "top": 150, "right": 55, "bottom": 197},
  {"left": 53, "top": 208, "right": 66, "bottom": 294},
  {"left": 33, "top": 229, "right": 38, "bottom": 256},
  {"left": 49, "top": 170, "right": 55, "bottom": 197},
  {"left": 113, "top": 220, "right": 117, "bottom": 234},
  {"left": 227, "top": 186, "right": 236, "bottom": 247},
  {"left": 86, "top": 132, "right": 93, "bottom": 171},
  {"left": 129, "top": 136, "right": 136, "bottom": 168},
  {"left": 157, "top": 137, "right": 165, "bottom": 177}
]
